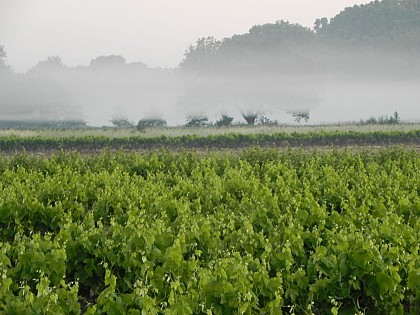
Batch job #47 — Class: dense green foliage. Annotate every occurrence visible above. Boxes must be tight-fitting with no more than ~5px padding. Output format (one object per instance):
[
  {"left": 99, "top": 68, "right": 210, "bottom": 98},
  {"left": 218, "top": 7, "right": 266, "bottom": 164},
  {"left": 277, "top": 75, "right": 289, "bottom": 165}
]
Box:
[
  {"left": 185, "top": 116, "right": 210, "bottom": 128},
  {"left": 178, "top": 0, "right": 420, "bottom": 120},
  {"left": 359, "top": 112, "right": 401, "bottom": 126},
  {"left": 180, "top": 21, "right": 319, "bottom": 73},
  {"left": 0, "top": 129, "right": 419, "bottom": 152},
  {"left": 181, "top": 0, "right": 420, "bottom": 71},
  {"left": 137, "top": 119, "right": 168, "bottom": 131},
  {"left": 215, "top": 115, "right": 234, "bottom": 127},
  {"left": 0, "top": 45, "right": 6, "bottom": 60},
  {"left": 316, "top": 0, "right": 420, "bottom": 49},
  {"left": 0, "top": 148, "right": 419, "bottom": 314}
]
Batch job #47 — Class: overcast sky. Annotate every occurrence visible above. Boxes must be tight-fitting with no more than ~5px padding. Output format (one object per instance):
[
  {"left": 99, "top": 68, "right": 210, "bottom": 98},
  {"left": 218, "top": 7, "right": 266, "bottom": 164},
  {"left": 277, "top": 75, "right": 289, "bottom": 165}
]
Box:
[{"left": 1, "top": 0, "right": 371, "bottom": 72}]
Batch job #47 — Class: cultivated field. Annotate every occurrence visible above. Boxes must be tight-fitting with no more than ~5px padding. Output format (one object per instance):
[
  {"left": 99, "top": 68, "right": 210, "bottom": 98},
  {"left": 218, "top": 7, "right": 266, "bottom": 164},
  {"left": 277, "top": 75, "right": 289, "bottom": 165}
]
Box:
[
  {"left": 1, "top": 123, "right": 420, "bottom": 139},
  {"left": 0, "top": 126, "right": 419, "bottom": 314},
  {"left": 0, "top": 124, "right": 419, "bottom": 153}
]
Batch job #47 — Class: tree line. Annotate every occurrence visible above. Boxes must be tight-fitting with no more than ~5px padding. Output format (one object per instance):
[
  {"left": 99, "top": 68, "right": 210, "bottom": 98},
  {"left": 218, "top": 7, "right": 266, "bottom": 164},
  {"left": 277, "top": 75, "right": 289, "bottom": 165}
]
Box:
[{"left": 1, "top": 0, "right": 419, "bottom": 127}]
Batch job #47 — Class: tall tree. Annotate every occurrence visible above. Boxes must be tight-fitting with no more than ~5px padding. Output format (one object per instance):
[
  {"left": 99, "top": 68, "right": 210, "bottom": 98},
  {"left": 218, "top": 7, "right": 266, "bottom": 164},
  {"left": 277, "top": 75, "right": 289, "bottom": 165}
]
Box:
[
  {"left": 27, "top": 56, "right": 66, "bottom": 76},
  {"left": 0, "top": 45, "right": 13, "bottom": 101},
  {"left": 180, "top": 21, "right": 319, "bottom": 74},
  {"left": 314, "top": 0, "right": 420, "bottom": 77},
  {"left": 0, "top": 45, "right": 6, "bottom": 60},
  {"left": 179, "top": 21, "right": 324, "bottom": 121},
  {"left": 180, "top": 37, "right": 221, "bottom": 72},
  {"left": 316, "top": 0, "right": 420, "bottom": 50},
  {"left": 0, "top": 45, "right": 11, "bottom": 74},
  {"left": 89, "top": 55, "right": 127, "bottom": 68}
]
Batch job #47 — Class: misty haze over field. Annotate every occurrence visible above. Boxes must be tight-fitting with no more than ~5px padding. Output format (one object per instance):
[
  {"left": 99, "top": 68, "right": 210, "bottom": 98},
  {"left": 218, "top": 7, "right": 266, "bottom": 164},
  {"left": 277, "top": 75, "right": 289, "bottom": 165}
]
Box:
[{"left": 0, "top": 0, "right": 420, "bottom": 126}]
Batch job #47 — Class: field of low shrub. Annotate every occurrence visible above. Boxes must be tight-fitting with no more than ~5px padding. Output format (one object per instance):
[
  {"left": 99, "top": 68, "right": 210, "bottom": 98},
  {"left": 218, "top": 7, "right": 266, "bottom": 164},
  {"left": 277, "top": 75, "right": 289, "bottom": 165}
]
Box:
[
  {"left": 0, "top": 148, "right": 419, "bottom": 314},
  {"left": 0, "top": 129, "right": 419, "bottom": 152}
]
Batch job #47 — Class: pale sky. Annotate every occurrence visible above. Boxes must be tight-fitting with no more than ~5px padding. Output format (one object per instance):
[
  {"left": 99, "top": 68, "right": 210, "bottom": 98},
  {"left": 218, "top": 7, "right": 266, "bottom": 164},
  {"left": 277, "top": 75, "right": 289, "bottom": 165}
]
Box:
[{"left": 0, "top": 0, "right": 371, "bottom": 72}]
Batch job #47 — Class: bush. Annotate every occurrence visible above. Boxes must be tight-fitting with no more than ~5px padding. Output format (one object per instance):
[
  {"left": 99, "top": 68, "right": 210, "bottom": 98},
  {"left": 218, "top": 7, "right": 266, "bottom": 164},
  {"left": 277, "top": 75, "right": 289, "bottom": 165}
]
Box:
[
  {"left": 359, "top": 111, "right": 400, "bottom": 125},
  {"left": 290, "top": 112, "right": 310, "bottom": 123},
  {"left": 185, "top": 115, "right": 209, "bottom": 127},
  {"left": 258, "top": 116, "right": 277, "bottom": 126},
  {"left": 110, "top": 118, "right": 134, "bottom": 128},
  {"left": 215, "top": 115, "right": 234, "bottom": 127},
  {"left": 137, "top": 118, "right": 167, "bottom": 131}
]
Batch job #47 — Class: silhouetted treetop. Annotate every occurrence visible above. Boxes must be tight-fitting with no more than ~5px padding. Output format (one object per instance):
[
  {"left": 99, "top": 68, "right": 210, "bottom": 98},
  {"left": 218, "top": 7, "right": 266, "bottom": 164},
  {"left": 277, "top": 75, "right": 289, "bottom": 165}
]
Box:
[
  {"left": 226, "top": 21, "right": 316, "bottom": 49},
  {"left": 180, "top": 36, "right": 221, "bottom": 71},
  {"left": 316, "top": 0, "right": 420, "bottom": 50},
  {"left": 27, "top": 56, "right": 66, "bottom": 75},
  {"left": 181, "top": 0, "right": 420, "bottom": 74},
  {"left": 88, "top": 55, "right": 148, "bottom": 73},
  {"left": 0, "top": 45, "right": 11, "bottom": 75},
  {"left": 90, "top": 55, "right": 127, "bottom": 67},
  {"left": 180, "top": 21, "right": 319, "bottom": 74},
  {"left": 0, "top": 45, "right": 6, "bottom": 60}
]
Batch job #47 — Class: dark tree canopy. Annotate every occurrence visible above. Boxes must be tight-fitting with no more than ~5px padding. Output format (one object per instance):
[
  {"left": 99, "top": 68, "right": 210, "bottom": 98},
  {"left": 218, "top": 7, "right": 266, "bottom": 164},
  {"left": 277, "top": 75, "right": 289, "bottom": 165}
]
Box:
[
  {"left": 180, "top": 36, "right": 221, "bottom": 71},
  {"left": 180, "top": 21, "right": 319, "bottom": 74},
  {"left": 0, "top": 77, "right": 81, "bottom": 122},
  {"left": 225, "top": 21, "right": 316, "bottom": 50},
  {"left": 2, "top": 0, "right": 420, "bottom": 126},
  {"left": 27, "top": 56, "right": 66, "bottom": 75},
  {"left": 0, "top": 45, "right": 6, "bottom": 60},
  {"left": 178, "top": 0, "right": 420, "bottom": 120},
  {"left": 180, "top": 0, "right": 420, "bottom": 75},
  {"left": 90, "top": 55, "right": 127, "bottom": 67},
  {"left": 88, "top": 55, "right": 148, "bottom": 74},
  {"left": 179, "top": 20, "right": 324, "bottom": 118},
  {"left": 0, "top": 45, "right": 11, "bottom": 74},
  {"left": 316, "top": 0, "right": 420, "bottom": 50}
]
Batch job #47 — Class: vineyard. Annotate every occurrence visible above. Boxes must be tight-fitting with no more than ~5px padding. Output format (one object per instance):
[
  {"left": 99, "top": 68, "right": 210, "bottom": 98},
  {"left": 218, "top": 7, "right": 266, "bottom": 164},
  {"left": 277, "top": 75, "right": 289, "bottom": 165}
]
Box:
[
  {"left": 0, "top": 129, "right": 419, "bottom": 152},
  {"left": 0, "top": 148, "right": 419, "bottom": 314}
]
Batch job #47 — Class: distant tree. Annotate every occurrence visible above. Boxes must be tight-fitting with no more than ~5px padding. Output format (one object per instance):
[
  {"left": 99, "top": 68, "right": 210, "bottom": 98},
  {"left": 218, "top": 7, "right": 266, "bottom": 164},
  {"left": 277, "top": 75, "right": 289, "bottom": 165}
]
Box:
[
  {"left": 359, "top": 111, "right": 400, "bottom": 125},
  {"left": 27, "top": 56, "right": 66, "bottom": 76},
  {"left": 180, "top": 37, "right": 221, "bottom": 71},
  {"left": 40, "top": 56, "right": 64, "bottom": 67},
  {"left": 230, "top": 20, "right": 316, "bottom": 50},
  {"left": 312, "top": 0, "right": 420, "bottom": 77},
  {"left": 0, "top": 85, "right": 81, "bottom": 121},
  {"left": 90, "top": 55, "right": 127, "bottom": 68},
  {"left": 185, "top": 115, "right": 209, "bottom": 127},
  {"left": 241, "top": 112, "right": 258, "bottom": 126},
  {"left": 0, "top": 45, "right": 11, "bottom": 74},
  {"left": 180, "top": 21, "right": 318, "bottom": 74},
  {"left": 290, "top": 111, "right": 310, "bottom": 123},
  {"left": 315, "top": 0, "right": 420, "bottom": 50},
  {"left": 258, "top": 115, "right": 277, "bottom": 126},
  {"left": 110, "top": 117, "right": 134, "bottom": 128},
  {"left": 0, "top": 45, "right": 12, "bottom": 106},
  {"left": 179, "top": 21, "right": 324, "bottom": 119},
  {"left": 8, "top": 56, "right": 84, "bottom": 122},
  {"left": 137, "top": 118, "right": 167, "bottom": 131},
  {"left": 128, "top": 61, "right": 148, "bottom": 70},
  {"left": 314, "top": 18, "right": 328, "bottom": 32},
  {"left": 391, "top": 111, "right": 400, "bottom": 124},
  {"left": 0, "top": 45, "right": 6, "bottom": 60},
  {"left": 215, "top": 114, "right": 234, "bottom": 127},
  {"left": 54, "top": 120, "right": 88, "bottom": 129}
]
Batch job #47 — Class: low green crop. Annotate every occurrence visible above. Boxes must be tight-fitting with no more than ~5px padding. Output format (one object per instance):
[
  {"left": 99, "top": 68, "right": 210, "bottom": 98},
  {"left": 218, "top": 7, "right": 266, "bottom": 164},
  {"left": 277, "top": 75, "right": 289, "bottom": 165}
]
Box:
[
  {"left": 0, "top": 148, "right": 419, "bottom": 314},
  {"left": 0, "top": 129, "right": 419, "bottom": 152}
]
